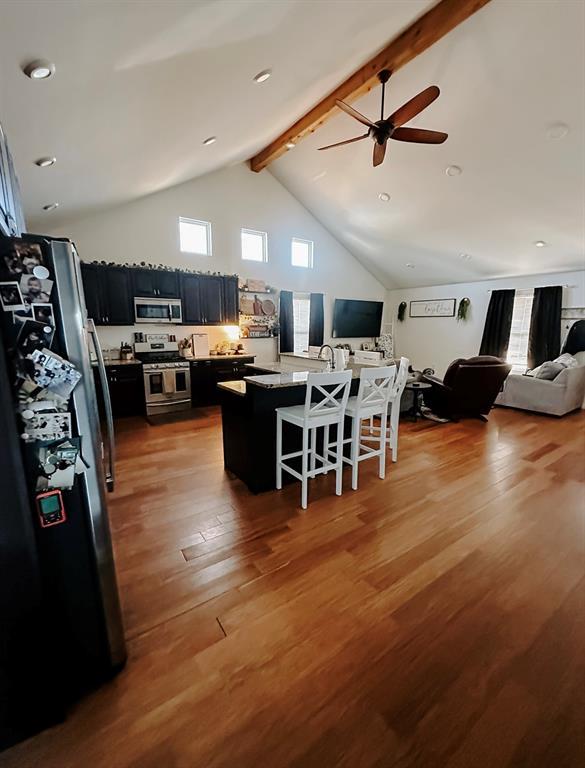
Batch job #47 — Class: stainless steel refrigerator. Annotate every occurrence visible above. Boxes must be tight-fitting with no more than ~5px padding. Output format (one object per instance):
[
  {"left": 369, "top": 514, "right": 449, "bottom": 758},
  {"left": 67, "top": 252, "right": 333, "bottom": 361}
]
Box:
[{"left": 0, "top": 235, "right": 126, "bottom": 751}]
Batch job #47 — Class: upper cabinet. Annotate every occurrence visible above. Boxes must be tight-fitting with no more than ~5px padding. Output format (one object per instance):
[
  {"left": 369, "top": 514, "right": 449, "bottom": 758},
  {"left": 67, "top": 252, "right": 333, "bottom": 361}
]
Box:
[
  {"left": 223, "top": 276, "right": 239, "bottom": 325},
  {"left": 82, "top": 265, "right": 240, "bottom": 327},
  {"left": 81, "top": 264, "right": 133, "bottom": 326},
  {"left": 0, "top": 123, "right": 23, "bottom": 238},
  {"left": 131, "top": 268, "right": 179, "bottom": 299}
]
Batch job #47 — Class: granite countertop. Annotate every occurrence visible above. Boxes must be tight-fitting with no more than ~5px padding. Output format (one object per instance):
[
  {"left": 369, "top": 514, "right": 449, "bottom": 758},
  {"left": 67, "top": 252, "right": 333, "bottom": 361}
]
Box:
[
  {"left": 245, "top": 362, "right": 282, "bottom": 373},
  {"left": 244, "top": 368, "right": 363, "bottom": 389},
  {"left": 185, "top": 354, "right": 255, "bottom": 362},
  {"left": 217, "top": 380, "right": 247, "bottom": 396},
  {"left": 92, "top": 358, "right": 142, "bottom": 367}
]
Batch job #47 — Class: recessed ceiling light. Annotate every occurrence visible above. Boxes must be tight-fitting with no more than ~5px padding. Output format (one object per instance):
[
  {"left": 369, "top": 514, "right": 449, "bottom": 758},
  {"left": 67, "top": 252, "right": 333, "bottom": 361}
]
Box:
[
  {"left": 546, "top": 122, "right": 569, "bottom": 140},
  {"left": 405, "top": 263, "right": 415, "bottom": 269},
  {"left": 42, "top": 202, "right": 59, "bottom": 211},
  {"left": 253, "top": 69, "right": 272, "bottom": 83},
  {"left": 285, "top": 141, "right": 296, "bottom": 149},
  {"left": 22, "top": 59, "right": 55, "bottom": 80},
  {"left": 534, "top": 240, "right": 547, "bottom": 247},
  {"left": 378, "top": 192, "right": 390, "bottom": 202},
  {"left": 445, "top": 165, "right": 462, "bottom": 176},
  {"left": 202, "top": 136, "right": 216, "bottom": 146},
  {"left": 34, "top": 156, "right": 56, "bottom": 167},
  {"left": 459, "top": 252, "right": 472, "bottom": 260}
]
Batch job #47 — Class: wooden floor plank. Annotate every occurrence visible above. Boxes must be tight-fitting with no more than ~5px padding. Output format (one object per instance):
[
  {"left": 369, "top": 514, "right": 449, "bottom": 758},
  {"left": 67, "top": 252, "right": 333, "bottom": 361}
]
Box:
[{"left": 1, "top": 406, "right": 583, "bottom": 768}]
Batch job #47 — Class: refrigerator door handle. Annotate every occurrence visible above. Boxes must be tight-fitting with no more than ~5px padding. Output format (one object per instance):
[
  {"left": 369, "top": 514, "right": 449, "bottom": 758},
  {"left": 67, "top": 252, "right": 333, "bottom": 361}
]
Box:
[{"left": 87, "top": 319, "right": 116, "bottom": 492}]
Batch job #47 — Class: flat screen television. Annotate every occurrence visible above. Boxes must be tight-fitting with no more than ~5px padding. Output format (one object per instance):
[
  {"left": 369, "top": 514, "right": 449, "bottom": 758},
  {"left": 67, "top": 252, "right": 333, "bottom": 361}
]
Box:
[{"left": 332, "top": 298, "right": 383, "bottom": 338}]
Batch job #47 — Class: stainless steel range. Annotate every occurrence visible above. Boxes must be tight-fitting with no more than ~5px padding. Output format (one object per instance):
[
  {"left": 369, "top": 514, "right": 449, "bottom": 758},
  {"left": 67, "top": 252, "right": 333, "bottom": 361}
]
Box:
[{"left": 135, "top": 338, "right": 191, "bottom": 416}]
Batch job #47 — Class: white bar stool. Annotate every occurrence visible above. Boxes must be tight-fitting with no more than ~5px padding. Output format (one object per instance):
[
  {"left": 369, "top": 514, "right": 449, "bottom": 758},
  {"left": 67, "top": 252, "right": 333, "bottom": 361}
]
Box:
[
  {"left": 328, "top": 365, "right": 396, "bottom": 490},
  {"left": 276, "top": 370, "right": 352, "bottom": 509},
  {"left": 368, "top": 356, "right": 410, "bottom": 461}
]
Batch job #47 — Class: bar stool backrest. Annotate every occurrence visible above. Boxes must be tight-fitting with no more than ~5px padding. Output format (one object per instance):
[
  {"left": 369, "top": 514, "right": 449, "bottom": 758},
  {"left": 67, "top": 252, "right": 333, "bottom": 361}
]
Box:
[
  {"left": 355, "top": 365, "right": 396, "bottom": 410},
  {"left": 390, "top": 357, "right": 410, "bottom": 401},
  {"left": 304, "top": 370, "right": 352, "bottom": 419}
]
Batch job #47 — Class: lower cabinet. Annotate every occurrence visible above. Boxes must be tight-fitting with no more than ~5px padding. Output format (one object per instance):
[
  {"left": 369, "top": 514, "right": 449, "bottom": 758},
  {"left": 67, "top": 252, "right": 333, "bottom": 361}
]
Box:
[
  {"left": 94, "top": 365, "right": 145, "bottom": 418},
  {"left": 191, "top": 357, "right": 254, "bottom": 406}
]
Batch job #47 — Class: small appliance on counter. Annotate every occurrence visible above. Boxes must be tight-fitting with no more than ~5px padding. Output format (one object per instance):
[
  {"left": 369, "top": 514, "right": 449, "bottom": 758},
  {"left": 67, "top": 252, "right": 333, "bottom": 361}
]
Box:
[
  {"left": 191, "top": 333, "right": 209, "bottom": 358},
  {"left": 119, "top": 342, "right": 134, "bottom": 361},
  {"left": 134, "top": 334, "right": 191, "bottom": 417}
]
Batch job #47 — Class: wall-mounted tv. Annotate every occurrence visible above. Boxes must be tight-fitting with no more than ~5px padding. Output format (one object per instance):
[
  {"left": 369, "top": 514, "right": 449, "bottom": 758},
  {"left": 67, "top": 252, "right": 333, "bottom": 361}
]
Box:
[{"left": 332, "top": 298, "right": 383, "bottom": 338}]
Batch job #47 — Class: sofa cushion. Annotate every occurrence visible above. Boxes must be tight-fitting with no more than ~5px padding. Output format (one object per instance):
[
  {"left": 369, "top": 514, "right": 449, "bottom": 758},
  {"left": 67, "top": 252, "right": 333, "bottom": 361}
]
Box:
[
  {"left": 535, "top": 361, "right": 564, "bottom": 380},
  {"left": 553, "top": 352, "right": 579, "bottom": 369},
  {"left": 574, "top": 351, "right": 585, "bottom": 366}
]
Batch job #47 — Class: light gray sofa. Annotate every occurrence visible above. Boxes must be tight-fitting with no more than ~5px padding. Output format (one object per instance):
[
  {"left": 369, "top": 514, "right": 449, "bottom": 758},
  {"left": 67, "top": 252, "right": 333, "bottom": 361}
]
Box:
[{"left": 495, "top": 361, "right": 585, "bottom": 416}]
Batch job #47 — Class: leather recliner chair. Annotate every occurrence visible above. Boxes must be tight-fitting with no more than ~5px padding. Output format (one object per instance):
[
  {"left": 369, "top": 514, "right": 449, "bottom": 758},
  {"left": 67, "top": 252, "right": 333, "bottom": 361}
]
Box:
[{"left": 422, "top": 355, "right": 512, "bottom": 421}]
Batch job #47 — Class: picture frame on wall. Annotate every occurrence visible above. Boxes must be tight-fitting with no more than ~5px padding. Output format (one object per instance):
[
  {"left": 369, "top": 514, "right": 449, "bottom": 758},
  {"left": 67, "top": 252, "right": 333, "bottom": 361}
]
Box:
[{"left": 409, "top": 299, "right": 456, "bottom": 318}]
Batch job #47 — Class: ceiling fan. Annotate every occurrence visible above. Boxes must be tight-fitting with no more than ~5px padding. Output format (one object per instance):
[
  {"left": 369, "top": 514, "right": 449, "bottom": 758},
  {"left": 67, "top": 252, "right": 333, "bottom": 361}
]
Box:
[{"left": 318, "top": 69, "right": 447, "bottom": 167}]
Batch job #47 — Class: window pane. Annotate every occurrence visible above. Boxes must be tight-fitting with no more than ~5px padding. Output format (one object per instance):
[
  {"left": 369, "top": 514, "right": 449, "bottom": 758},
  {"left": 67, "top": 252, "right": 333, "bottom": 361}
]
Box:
[
  {"left": 291, "top": 238, "right": 313, "bottom": 268},
  {"left": 241, "top": 229, "right": 267, "bottom": 262},
  {"left": 293, "top": 295, "right": 310, "bottom": 354},
  {"left": 507, "top": 291, "right": 534, "bottom": 373},
  {"left": 179, "top": 218, "right": 211, "bottom": 255}
]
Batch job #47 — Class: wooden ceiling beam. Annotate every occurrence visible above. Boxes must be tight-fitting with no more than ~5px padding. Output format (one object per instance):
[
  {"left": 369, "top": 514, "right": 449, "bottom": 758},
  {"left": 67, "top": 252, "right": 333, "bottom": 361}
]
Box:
[{"left": 249, "top": 0, "right": 491, "bottom": 172}]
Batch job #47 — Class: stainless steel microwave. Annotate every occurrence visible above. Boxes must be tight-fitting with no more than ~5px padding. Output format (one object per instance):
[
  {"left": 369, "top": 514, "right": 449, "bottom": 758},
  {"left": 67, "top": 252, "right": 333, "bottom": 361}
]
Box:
[{"left": 134, "top": 297, "right": 182, "bottom": 324}]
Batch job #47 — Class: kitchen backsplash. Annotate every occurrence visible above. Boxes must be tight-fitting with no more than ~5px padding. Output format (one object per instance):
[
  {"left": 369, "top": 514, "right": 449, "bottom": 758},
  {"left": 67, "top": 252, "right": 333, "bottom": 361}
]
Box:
[{"left": 96, "top": 323, "right": 278, "bottom": 363}]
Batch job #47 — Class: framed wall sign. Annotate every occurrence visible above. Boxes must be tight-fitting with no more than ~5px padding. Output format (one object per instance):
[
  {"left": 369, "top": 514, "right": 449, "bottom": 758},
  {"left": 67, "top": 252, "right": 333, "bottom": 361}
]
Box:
[{"left": 409, "top": 299, "right": 456, "bottom": 318}]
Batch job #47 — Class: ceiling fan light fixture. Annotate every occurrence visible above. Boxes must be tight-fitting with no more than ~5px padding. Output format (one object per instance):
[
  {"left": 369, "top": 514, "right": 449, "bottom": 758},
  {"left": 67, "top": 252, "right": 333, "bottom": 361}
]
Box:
[
  {"left": 253, "top": 69, "right": 272, "bottom": 83},
  {"left": 34, "top": 156, "right": 56, "bottom": 167},
  {"left": 42, "top": 202, "right": 59, "bottom": 211},
  {"left": 22, "top": 59, "right": 55, "bottom": 80},
  {"left": 202, "top": 136, "right": 216, "bottom": 146},
  {"left": 378, "top": 192, "right": 390, "bottom": 202},
  {"left": 445, "top": 165, "right": 462, "bottom": 176}
]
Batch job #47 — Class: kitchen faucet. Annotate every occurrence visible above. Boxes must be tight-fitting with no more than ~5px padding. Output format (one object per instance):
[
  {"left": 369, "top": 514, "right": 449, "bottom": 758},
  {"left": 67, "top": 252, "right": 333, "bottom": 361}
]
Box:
[{"left": 318, "top": 344, "right": 335, "bottom": 370}]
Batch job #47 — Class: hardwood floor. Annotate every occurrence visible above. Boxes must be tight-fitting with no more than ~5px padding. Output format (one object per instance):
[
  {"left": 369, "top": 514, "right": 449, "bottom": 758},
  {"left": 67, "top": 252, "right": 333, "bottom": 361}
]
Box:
[{"left": 2, "top": 406, "right": 584, "bottom": 767}]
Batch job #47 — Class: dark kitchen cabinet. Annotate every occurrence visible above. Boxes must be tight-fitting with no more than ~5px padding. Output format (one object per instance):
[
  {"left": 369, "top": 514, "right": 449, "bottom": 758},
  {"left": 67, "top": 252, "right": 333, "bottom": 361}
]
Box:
[
  {"left": 94, "top": 364, "right": 145, "bottom": 418},
  {"left": 81, "top": 264, "right": 133, "bottom": 326},
  {"left": 223, "top": 276, "right": 239, "bottom": 325},
  {"left": 131, "top": 268, "right": 179, "bottom": 299},
  {"left": 199, "top": 276, "right": 224, "bottom": 325},
  {"left": 180, "top": 274, "right": 203, "bottom": 324},
  {"left": 191, "top": 356, "right": 254, "bottom": 406}
]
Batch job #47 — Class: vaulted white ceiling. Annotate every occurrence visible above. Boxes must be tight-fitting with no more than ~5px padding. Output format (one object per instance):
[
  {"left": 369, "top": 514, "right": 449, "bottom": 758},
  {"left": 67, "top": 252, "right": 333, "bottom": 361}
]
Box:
[
  {"left": 271, "top": 0, "right": 585, "bottom": 287},
  {"left": 0, "top": 0, "right": 583, "bottom": 288}
]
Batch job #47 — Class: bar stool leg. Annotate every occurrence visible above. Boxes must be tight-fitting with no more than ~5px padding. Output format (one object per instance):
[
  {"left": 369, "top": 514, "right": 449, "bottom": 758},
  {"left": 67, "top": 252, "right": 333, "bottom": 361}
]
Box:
[
  {"left": 379, "top": 406, "right": 388, "bottom": 479},
  {"left": 301, "top": 426, "right": 309, "bottom": 510},
  {"left": 350, "top": 416, "right": 360, "bottom": 490},
  {"left": 390, "top": 405, "right": 398, "bottom": 462},
  {"left": 310, "top": 427, "right": 316, "bottom": 473},
  {"left": 276, "top": 412, "right": 283, "bottom": 490},
  {"left": 335, "top": 418, "right": 344, "bottom": 496},
  {"left": 323, "top": 425, "right": 330, "bottom": 474}
]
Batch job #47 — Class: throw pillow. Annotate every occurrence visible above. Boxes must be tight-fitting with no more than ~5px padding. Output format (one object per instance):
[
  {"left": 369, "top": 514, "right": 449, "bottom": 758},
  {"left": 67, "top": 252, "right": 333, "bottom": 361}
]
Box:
[
  {"left": 535, "top": 362, "right": 564, "bottom": 380},
  {"left": 553, "top": 353, "right": 578, "bottom": 369}
]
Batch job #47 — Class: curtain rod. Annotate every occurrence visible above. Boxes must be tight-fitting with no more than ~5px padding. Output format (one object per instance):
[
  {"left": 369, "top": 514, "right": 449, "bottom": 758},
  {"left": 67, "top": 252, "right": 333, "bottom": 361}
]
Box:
[{"left": 487, "top": 284, "right": 576, "bottom": 292}]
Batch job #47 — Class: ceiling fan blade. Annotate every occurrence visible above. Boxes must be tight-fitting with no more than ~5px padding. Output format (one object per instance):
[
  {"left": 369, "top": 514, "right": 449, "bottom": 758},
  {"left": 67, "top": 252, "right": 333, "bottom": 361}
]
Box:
[
  {"left": 388, "top": 86, "right": 440, "bottom": 127},
  {"left": 335, "top": 100, "right": 375, "bottom": 128},
  {"left": 317, "top": 133, "right": 369, "bottom": 151},
  {"left": 391, "top": 127, "right": 448, "bottom": 144},
  {"left": 373, "top": 140, "right": 387, "bottom": 167}
]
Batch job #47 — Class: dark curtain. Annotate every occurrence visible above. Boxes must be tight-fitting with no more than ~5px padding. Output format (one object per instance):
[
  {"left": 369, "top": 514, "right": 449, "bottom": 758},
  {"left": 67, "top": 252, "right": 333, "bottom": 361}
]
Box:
[
  {"left": 527, "top": 286, "right": 562, "bottom": 368},
  {"left": 308, "top": 293, "right": 324, "bottom": 347},
  {"left": 562, "top": 319, "right": 585, "bottom": 355},
  {"left": 479, "top": 289, "right": 515, "bottom": 358},
  {"left": 279, "top": 290, "right": 294, "bottom": 353}
]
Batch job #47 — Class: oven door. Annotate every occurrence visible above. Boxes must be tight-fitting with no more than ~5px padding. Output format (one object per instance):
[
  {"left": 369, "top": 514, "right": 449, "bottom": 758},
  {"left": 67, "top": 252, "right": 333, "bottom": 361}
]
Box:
[
  {"left": 143, "top": 368, "right": 191, "bottom": 405},
  {"left": 135, "top": 298, "right": 181, "bottom": 324}
]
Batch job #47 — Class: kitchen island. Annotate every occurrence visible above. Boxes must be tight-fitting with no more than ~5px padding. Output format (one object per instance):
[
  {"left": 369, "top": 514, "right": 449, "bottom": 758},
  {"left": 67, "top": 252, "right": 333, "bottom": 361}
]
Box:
[{"left": 218, "top": 368, "right": 362, "bottom": 493}]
